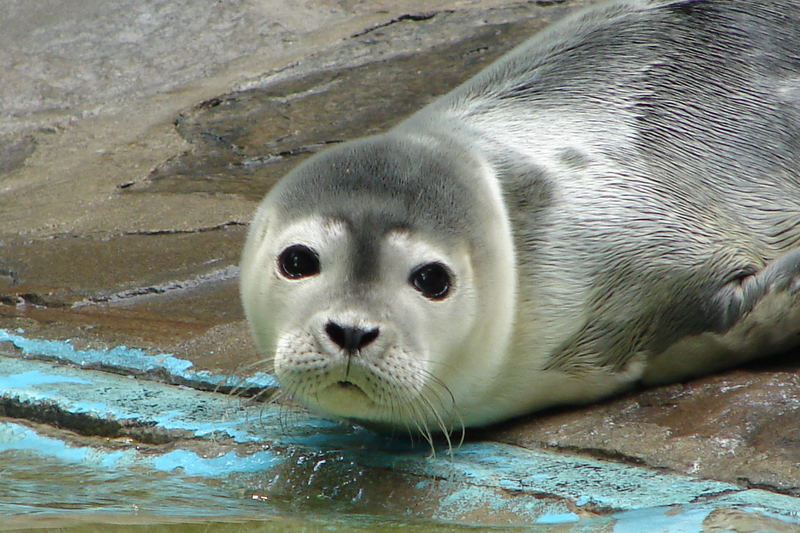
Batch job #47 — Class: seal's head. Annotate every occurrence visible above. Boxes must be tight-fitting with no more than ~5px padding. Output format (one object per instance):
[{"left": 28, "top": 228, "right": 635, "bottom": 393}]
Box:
[{"left": 240, "top": 133, "right": 516, "bottom": 433}]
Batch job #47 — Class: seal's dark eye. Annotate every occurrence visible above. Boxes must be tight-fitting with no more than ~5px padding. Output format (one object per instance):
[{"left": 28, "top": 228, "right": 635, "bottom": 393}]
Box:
[
  {"left": 278, "top": 245, "right": 320, "bottom": 279},
  {"left": 410, "top": 262, "right": 452, "bottom": 300}
]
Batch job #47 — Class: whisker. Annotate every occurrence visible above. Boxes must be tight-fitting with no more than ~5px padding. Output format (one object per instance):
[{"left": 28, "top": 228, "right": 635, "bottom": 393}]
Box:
[
  {"left": 418, "top": 367, "right": 466, "bottom": 454},
  {"left": 249, "top": 386, "right": 281, "bottom": 404},
  {"left": 402, "top": 390, "right": 435, "bottom": 456},
  {"left": 391, "top": 394, "right": 420, "bottom": 448},
  {"left": 419, "top": 369, "right": 457, "bottom": 410},
  {"left": 225, "top": 359, "right": 277, "bottom": 401},
  {"left": 417, "top": 390, "right": 452, "bottom": 456}
]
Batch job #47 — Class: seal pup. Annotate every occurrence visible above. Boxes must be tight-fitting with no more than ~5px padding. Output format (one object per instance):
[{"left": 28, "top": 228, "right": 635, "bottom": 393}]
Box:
[{"left": 240, "top": 0, "right": 800, "bottom": 434}]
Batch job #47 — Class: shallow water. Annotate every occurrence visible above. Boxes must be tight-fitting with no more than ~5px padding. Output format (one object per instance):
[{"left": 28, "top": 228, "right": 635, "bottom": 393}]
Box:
[
  {"left": 0, "top": 447, "right": 546, "bottom": 532},
  {"left": 4, "top": 427, "right": 800, "bottom": 533}
]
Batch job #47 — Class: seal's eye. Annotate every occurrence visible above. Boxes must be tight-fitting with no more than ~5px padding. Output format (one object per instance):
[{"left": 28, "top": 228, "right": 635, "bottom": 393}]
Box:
[
  {"left": 410, "top": 262, "right": 452, "bottom": 300},
  {"left": 278, "top": 245, "right": 320, "bottom": 279}
]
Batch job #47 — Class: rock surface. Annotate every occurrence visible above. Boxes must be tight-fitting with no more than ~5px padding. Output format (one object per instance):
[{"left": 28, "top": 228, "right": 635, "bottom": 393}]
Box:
[
  {"left": 490, "top": 354, "right": 800, "bottom": 495},
  {"left": 1, "top": 0, "right": 798, "bottom": 527}
]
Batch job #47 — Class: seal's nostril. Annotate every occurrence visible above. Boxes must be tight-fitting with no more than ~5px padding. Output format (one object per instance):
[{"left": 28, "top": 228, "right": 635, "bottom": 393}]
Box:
[
  {"left": 325, "top": 322, "right": 346, "bottom": 349},
  {"left": 325, "top": 322, "right": 379, "bottom": 353},
  {"left": 360, "top": 327, "right": 379, "bottom": 348}
]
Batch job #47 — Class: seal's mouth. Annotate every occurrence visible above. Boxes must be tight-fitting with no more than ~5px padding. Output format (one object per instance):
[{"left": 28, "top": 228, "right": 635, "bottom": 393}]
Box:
[
  {"left": 314, "top": 379, "right": 375, "bottom": 413},
  {"left": 335, "top": 380, "right": 362, "bottom": 392},
  {"left": 327, "top": 379, "right": 373, "bottom": 403}
]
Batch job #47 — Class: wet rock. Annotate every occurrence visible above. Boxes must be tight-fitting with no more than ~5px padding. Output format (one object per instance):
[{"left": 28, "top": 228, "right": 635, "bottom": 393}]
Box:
[
  {"left": 0, "top": 0, "right": 363, "bottom": 135},
  {"left": 130, "top": 7, "right": 582, "bottom": 200},
  {"left": 0, "top": 136, "right": 36, "bottom": 175},
  {"left": 0, "top": 226, "right": 246, "bottom": 346},
  {"left": 172, "top": 321, "right": 260, "bottom": 376},
  {"left": 490, "top": 354, "right": 800, "bottom": 496},
  {"left": 0, "top": 226, "right": 243, "bottom": 303}
]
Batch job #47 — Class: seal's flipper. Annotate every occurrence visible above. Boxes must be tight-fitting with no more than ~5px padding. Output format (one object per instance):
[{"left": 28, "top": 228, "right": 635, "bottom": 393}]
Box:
[
  {"left": 644, "top": 248, "right": 800, "bottom": 386},
  {"left": 711, "top": 248, "right": 800, "bottom": 332}
]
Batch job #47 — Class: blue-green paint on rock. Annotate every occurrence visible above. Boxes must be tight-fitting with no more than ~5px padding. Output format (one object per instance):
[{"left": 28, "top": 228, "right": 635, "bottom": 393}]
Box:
[
  {"left": 152, "top": 449, "right": 282, "bottom": 475},
  {"left": 0, "top": 328, "right": 275, "bottom": 389},
  {"left": 2, "top": 330, "right": 800, "bottom": 529},
  {"left": 0, "top": 370, "right": 91, "bottom": 388},
  {"left": 0, "top": 422, "right": 138, "bottom": 468},
  {"left": 613, "top": 505, "right": 734, "bottom": 533},
  {"left": 536, "top": 512, "right": 580, "bottom": 524}
]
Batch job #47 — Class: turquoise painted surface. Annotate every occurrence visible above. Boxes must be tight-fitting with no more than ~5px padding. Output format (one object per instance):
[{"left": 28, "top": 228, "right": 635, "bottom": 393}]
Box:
[
  {"left": 2, "top": 331, "right": 800, "bottom": 530},
  {"left": 611, "top": 507, "right": 711, "bottom": 533},
  {"left": 0, "top": 328, "right": 275, "bottom": 389}
]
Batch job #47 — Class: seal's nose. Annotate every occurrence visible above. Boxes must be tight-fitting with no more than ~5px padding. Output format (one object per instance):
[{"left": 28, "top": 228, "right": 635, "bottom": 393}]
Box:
[{"left": 325, "top": 322, "right": 379, "bottom": 353}]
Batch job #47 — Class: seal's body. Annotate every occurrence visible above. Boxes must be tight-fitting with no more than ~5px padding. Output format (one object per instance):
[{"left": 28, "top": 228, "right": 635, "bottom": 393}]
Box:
[{"left": 241, "top": 0, "right": 800, "bottom": 432}]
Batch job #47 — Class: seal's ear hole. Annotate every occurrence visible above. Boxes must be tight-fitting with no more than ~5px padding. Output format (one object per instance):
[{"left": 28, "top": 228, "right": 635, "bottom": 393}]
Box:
[
  {"left": 409, "top": 262, "right": 452, "bottom": 300},
  {"left": 278, "top": 244, "right": 320, "bottom": 279}
]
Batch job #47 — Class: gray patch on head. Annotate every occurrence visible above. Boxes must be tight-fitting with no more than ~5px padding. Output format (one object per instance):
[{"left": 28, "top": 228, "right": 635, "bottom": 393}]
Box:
[
  {"left": 276, "top": 135, "right": 478, "bottom": 229},
  {"left": 346, "top": 214, "right": 397, "bottom": 283},
  {"left": 264, "top": 133, "right": 497, "bottom": 287},
  {"left": 269, "top": 133, "right": 489, "bottom": 282}
]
